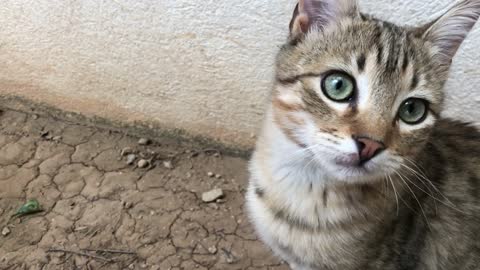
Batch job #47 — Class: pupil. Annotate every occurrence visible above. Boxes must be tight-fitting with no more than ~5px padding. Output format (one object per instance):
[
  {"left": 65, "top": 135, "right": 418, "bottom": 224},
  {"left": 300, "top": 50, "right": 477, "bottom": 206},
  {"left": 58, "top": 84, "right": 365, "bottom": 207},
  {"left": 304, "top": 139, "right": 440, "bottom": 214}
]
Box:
[
  {"left": 334, "top": 79, "right": 343, "bottom": 90},
  {"left": 407, "top": 103, "right": 415, "bottom": 114}
]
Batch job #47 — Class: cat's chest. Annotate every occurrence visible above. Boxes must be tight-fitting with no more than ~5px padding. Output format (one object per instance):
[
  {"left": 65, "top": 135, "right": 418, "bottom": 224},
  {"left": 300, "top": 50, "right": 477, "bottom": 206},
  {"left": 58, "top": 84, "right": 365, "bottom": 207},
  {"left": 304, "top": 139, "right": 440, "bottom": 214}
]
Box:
[{"left": 247, "top": 185, "right": 377, "bottom": 269}]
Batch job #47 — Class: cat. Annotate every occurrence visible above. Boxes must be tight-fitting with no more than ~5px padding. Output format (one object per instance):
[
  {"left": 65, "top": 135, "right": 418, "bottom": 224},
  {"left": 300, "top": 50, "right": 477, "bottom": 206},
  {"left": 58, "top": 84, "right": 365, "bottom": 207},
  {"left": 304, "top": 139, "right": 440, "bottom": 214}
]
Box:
[{"left": 245, "top": 0, "right": 480, "bottom": 269}]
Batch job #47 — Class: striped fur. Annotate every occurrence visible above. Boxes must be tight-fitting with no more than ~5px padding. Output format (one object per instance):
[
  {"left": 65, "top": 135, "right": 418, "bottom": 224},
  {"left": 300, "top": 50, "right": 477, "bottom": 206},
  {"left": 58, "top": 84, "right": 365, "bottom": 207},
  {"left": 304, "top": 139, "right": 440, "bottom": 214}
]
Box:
[{"left": 246, "top": 1, "right": 480, "bottom": 269}]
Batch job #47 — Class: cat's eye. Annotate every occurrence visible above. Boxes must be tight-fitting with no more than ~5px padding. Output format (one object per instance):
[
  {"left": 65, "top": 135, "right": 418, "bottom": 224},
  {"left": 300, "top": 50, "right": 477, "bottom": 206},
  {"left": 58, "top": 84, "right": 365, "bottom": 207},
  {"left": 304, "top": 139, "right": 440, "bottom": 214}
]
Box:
[
  {"left": 398, "top": 98, "right": 429, "bottom": 125},
  {"left": 321, "top": 72, "right": 355, "bottom": 102}
]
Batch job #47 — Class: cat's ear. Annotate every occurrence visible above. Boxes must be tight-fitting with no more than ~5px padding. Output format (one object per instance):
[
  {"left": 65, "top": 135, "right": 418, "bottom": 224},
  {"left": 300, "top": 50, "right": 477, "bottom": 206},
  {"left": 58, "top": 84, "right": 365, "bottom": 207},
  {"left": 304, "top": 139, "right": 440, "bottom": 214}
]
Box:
[
  {"left": 417, "top": 0, "right": 480, "bottom": 66},
  {"left": 289, "top": 0, "right": 359, "bottom": 39}
]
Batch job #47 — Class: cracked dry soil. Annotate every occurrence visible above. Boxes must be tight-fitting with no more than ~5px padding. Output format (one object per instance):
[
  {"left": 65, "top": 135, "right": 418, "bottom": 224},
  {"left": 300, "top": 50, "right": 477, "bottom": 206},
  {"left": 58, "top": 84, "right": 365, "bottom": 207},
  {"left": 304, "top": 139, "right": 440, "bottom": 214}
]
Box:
[{"left": 0, "top": 110, "right": 287, "bottom": 270}]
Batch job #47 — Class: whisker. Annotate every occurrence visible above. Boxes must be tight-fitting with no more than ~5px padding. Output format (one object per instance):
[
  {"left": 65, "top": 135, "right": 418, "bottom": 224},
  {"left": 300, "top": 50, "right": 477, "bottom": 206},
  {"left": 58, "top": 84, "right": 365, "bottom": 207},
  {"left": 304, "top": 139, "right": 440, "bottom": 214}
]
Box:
[
  {"left": 400, "top": 162, "right": 462, "bottom": 212},
  {"left": 394, "top": 171, "right": 431, "bottom": 231},
  {"left": 386, "top": 174, "right": 400, "bottom": 216}
]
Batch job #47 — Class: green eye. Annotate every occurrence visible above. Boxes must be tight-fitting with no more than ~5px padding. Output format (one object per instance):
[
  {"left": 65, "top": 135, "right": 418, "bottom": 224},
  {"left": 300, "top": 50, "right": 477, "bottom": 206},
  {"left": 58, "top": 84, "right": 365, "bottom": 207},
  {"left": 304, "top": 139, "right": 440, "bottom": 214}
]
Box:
[
  {"left": 398, "top": 98, "right": 428, "bottom": 125},
  {"left": 322, "top": 72, "right": 355, "bottom": 102}
]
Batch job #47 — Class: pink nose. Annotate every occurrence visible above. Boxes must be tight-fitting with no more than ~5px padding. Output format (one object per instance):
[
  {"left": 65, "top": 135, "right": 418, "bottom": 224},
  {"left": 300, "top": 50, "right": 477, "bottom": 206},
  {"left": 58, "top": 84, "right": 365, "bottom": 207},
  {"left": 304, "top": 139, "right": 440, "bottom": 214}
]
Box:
[{"left": 354, "top": 137, "right": 385, "bottom": 164}]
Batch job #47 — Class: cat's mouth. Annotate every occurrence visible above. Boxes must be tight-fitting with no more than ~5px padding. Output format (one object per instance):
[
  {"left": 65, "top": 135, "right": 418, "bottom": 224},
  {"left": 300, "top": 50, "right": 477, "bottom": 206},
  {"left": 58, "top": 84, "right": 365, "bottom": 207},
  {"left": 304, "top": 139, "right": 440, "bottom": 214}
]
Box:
[{"left": 327, "top": 154, "right": 382, "bottom": 181}]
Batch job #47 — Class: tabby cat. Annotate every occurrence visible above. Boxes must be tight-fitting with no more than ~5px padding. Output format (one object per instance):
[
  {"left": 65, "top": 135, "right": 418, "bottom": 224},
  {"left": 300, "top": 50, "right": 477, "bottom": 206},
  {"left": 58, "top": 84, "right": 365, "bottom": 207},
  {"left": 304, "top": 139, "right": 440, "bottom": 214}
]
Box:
[{"left": 246, "top": 0, "right": 480, "bottom": 269}]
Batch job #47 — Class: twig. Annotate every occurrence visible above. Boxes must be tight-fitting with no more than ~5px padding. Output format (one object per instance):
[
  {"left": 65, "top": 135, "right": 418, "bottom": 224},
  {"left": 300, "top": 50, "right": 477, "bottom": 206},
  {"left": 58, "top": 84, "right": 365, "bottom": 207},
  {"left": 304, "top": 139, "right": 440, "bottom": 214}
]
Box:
[
  {"left": 47, "top": 248, "right": 114, "bottom": 263},
  {"left": 82, "top": 248, "right": 136, "bottom": 255}
]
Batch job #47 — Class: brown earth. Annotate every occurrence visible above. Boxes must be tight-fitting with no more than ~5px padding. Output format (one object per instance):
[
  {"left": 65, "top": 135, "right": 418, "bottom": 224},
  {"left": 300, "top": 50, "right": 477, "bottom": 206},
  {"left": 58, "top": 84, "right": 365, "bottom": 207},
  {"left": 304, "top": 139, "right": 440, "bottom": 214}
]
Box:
[{"left": 0, "top": 109, "right": 287, "bottom": 270}]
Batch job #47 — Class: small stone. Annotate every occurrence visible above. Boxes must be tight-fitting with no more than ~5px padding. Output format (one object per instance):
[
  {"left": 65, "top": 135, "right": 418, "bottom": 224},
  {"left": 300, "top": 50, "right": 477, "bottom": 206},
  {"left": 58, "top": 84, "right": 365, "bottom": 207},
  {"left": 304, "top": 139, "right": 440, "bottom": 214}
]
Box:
[
  {"left": 52, "top": 136, "right": 62, "bottom": 142},
  {"left": 126, "top": 154, "right": 136, "bottom": 165},
  {"left": 32, "top": 114, "right": 39, "bottom": 120},
  {"left": 150, "top": 210, "right": 156, "bottom": 216},
  {"left": 202, "top": 188, "right": 224, "bottom": 203},
  {"left": 138, "top": 138, "right": 150, "bottom": 145},
  {"left": 150, "top": 266, "right": 160, "bottom": 270},
  {"left": 186, "top": 172, "right": 192, "bottom": 178},
  {"left": 163, "top": 161, "right": 174, "bottom": 169},
  {"left": 123, "top": 201, "right": 133, "bottom": 209},
  {"left": 140, "top": 263, "right": 148, "bottom": 269},
  {"left": 138, "top": 159, "right": 150, "bottom": 168},
  {"left": 208, "top": 246, "right": 217, "bottom": 254},
  {"left": 128, "top": 263, "right": 135, "bottom": 269},
  {"left": 215, "top": 174, "right": 222, "bottom": 179},
  {"left": 2, "top": 227, "right": 11, "bottom": 236},
  {"left": 121, "top": 147, "right": 134, "bottom": 156},
  {"left": 207, "top": 172, "right": 214, "bottom": 177}
]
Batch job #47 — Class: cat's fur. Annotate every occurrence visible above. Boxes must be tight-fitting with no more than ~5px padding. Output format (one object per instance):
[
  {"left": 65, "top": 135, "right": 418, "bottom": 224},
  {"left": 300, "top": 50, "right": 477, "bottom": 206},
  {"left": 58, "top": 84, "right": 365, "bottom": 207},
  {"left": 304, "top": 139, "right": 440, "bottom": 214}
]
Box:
[{"left": 246, "top": 0, "right": 480, "bottom": 269}]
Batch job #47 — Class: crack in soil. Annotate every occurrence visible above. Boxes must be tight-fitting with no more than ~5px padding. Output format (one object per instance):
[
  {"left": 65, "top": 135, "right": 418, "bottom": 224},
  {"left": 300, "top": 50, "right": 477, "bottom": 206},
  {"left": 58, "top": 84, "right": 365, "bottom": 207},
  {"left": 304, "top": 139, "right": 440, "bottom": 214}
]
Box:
[{"left": 0, "top": 110, "right": 288, "bottom": 270}]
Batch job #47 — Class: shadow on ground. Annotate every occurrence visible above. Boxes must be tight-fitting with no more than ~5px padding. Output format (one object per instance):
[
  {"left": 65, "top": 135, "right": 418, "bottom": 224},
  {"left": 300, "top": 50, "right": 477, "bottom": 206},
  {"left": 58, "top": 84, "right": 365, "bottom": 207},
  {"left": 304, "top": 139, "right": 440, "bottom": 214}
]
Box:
[{"left": 0, "top": 110, "right": 287, "bottom": 270}]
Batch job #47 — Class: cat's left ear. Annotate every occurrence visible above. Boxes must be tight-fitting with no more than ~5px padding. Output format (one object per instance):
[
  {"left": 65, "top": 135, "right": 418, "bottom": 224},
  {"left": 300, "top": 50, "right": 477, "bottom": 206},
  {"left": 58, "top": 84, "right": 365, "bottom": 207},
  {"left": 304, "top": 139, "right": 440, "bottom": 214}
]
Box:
[
  {"left": 289, "top": 0, "right": 359, "bottom": 39},
  {"left": 416, "top": 0, "right": 480, "bottom": 67}
]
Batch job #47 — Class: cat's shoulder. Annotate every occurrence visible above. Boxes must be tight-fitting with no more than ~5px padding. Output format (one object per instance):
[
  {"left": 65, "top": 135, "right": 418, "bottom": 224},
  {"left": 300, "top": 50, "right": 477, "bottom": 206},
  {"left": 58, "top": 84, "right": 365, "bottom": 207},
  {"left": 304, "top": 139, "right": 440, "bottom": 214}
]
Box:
[
  {"left": 433, "top": 119, "right": 480, "bottom": 140},
  {"left": 431, "top": 119, "right": 480, "bottom": 154}
]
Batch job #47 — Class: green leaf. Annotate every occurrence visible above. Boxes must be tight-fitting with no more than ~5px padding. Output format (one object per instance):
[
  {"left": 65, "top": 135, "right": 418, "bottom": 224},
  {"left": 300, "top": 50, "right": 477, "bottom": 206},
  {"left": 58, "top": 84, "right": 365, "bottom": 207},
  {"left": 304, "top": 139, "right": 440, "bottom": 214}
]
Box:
[{"left": 12, "top": 199, "right": 43, "bottom": 217}]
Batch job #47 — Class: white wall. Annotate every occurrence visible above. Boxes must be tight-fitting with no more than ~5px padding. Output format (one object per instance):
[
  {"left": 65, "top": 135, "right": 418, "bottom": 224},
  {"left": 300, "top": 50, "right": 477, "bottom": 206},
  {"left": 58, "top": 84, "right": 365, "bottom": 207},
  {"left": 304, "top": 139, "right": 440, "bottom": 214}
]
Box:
[{"left": 0, "top": 0, "right": 478, "bottom": 148}]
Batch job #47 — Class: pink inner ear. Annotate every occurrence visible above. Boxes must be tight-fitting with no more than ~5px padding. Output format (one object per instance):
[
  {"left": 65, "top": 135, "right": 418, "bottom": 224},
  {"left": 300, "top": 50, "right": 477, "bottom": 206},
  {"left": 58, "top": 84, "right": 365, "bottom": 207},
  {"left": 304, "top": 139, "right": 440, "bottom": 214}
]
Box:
[
  {"left": 299, "top": 14, "right": 310, "bottom": 33},
  {"left": 295, "top": 0, "right": 359, "bottom": 32}
]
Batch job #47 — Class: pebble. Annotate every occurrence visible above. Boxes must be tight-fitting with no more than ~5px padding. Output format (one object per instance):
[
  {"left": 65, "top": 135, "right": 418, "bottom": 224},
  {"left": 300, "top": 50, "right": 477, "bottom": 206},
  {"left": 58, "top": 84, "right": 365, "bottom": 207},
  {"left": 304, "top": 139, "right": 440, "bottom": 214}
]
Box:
[
  {"left": 2, "top": 227, "right": 11, "bottom": 236},
  {"left": 32, "top": 114, "right": 39, "bottom": 120},
  {"left": 163, "top": 161, "right": 174, "bottom": 169},
  {"left": 138, "top": 138, "right": 150, "bottom": 145},
  {"left": 226, "top": 256, "right": 235, "bottom": 264},
  {"left": 123, "top": 201, "right": 133, "bottom": 209},
  {"left": 215, "top": 174, "right": 222, "bottom": 179},
  {"left": 52, "top": 136, "right": 62, "bottom": 142},
  {"left": 201, "top": 188, "right": 224, "bottom": 203},
  {"left": 208, "top": 246, "right": 218, "bottom": 254},
  {"left": 126, "top": 154, "right": 136, "bottom": 165},
  {"left": 138, "top": 159, "right": 150, "bottom": 168},
  {"left": 121, "top": 147, "right": 134, "bottom": 156},
  {"left": 207, "top": 172, "right": 214, "bottom": 177}
]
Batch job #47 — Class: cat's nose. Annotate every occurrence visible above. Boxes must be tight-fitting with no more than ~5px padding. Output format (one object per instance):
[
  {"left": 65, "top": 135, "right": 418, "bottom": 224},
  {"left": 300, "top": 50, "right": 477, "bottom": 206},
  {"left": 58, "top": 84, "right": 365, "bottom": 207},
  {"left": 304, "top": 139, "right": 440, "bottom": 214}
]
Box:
[{"left": 354, "top": 136, "right": 385, "bottom": 164}]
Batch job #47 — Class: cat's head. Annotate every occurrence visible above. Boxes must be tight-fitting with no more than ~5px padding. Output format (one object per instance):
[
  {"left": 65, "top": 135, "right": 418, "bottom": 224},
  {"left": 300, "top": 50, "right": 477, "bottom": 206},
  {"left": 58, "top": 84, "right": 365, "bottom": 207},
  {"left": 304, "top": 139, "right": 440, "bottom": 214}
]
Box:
[{"left": 272, "top": 0, "right": 480, "bottom": 183}]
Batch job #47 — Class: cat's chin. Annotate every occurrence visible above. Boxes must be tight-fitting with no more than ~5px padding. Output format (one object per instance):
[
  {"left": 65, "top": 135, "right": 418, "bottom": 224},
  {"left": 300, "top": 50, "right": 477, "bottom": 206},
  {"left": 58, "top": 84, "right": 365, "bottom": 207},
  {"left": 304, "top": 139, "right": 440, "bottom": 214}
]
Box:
[{"left": 321, "top": 159, "right": 386, "bottom": 184}]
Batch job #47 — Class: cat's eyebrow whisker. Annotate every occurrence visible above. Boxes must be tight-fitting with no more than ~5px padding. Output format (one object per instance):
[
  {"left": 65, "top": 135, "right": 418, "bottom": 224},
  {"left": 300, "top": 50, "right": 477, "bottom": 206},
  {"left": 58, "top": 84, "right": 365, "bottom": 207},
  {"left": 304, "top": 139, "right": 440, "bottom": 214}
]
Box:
[{"left": 394, "top": 171, "right": 432, "bottom": 231}]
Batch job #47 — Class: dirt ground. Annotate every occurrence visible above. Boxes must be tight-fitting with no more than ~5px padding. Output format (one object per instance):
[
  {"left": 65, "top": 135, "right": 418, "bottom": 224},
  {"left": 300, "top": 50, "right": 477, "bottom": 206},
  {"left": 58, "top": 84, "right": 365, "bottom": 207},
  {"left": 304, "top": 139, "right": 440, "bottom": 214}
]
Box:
[{"left": 0, "top": 109, "right": 287, "bottom": 270}]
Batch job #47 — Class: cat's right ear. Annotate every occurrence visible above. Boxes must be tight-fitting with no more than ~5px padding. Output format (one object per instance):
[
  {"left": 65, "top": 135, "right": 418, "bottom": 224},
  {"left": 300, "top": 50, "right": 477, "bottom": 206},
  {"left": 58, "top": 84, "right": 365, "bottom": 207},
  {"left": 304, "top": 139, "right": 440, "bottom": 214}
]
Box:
[{"left": 289, "top": 0, "right": 359, "bottom": 40}]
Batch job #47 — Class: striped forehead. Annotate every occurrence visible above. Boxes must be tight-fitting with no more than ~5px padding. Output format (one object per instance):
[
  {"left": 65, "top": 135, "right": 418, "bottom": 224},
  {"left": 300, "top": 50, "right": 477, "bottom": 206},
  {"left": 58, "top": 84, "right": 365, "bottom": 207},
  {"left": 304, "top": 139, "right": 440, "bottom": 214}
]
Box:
[{"left": 347, "top": 22, "right": 427, "bottom": 111}]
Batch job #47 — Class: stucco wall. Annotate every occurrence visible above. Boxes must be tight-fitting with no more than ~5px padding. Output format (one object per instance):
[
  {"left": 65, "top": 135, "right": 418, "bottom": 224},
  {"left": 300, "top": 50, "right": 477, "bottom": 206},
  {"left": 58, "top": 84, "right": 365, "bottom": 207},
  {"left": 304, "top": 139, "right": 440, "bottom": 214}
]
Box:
[{"left": 0, "top": 0, "right": 478, "bottom": 148}]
